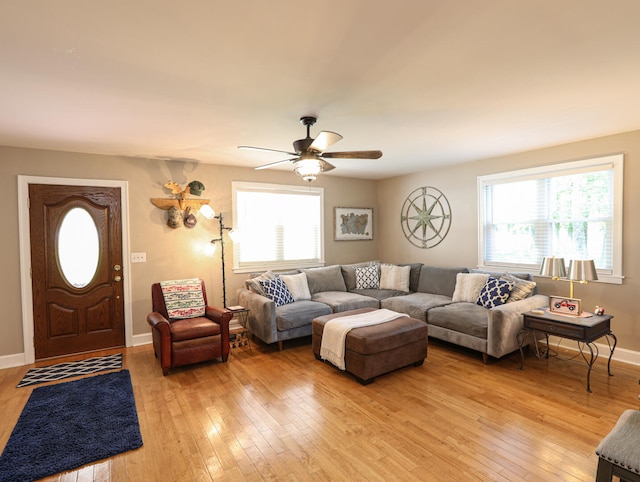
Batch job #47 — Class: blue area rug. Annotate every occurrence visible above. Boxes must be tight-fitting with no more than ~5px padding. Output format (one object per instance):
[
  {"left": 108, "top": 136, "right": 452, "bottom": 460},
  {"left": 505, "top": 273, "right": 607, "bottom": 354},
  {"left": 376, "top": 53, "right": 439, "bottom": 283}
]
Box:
[
  {"left": 0, "top": 370, "right": 143, "bottom": 481},
  {"left": 17, "top": 353, "right": 123, "bottom": 388}
]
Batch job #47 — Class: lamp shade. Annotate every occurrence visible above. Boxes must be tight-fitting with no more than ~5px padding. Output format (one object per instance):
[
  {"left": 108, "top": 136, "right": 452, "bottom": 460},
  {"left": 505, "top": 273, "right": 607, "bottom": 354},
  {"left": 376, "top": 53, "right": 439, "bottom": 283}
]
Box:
[
  {"left": 203, "top": 242, "right": 217, "bottom": 257},
  {"left": 199, "top": 204, "right": 216, "bottom": 220},
  {"left": 227, "top": 228, "right": 241, "bottom": 243},
  {"left": 293, "top": 159, "right": 323, "bottom": 182},
  {"left": 568, "top": 259, "right": 598, "bottom": 282},
  {"left": 539, "top": 256, "right": 567, "bottom": 278}
]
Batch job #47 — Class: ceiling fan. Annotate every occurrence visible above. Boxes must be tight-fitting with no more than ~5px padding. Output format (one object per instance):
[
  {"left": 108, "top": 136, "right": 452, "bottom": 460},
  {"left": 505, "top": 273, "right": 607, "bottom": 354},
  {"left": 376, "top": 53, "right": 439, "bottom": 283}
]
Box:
[{"left": 238, "top": 116, "right": 382, "bottom": 182}]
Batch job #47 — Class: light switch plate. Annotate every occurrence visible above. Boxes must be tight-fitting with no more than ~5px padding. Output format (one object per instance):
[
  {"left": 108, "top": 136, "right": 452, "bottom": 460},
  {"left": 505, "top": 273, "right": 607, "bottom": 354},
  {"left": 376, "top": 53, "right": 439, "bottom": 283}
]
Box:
[{"left": 131, "top": 252, "right": 147, "bottom": 263}]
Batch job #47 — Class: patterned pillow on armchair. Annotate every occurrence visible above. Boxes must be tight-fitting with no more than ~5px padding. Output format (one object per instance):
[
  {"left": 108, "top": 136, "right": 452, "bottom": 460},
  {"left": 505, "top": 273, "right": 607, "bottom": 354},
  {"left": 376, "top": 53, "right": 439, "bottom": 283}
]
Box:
[{"left": 160, "top": 278, "right": 206, "bottom": 319}]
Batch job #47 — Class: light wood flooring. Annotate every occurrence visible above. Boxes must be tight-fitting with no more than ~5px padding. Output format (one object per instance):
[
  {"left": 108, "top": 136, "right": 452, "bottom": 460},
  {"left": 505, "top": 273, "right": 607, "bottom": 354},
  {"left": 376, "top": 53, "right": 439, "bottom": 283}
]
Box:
[{"left": 0, "top": 337, "right": 638, "bottom": 481}]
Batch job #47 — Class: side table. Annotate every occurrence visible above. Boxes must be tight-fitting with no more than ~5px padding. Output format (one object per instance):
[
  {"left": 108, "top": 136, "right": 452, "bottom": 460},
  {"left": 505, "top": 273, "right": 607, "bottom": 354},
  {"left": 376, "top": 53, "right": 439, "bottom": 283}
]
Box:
[
  {"left": 227, "top": 305, "right": 251, "bottom": 350},
  {"left": 517, "top": 310, "right": 616, "bottom": 392}
]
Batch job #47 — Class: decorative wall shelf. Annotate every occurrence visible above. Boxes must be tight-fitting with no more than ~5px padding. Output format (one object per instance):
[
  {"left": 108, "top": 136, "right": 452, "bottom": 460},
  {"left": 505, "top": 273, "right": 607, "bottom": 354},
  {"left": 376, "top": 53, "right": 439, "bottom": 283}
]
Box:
[
  {"left": 150, "top": 197, "right": 210, "bottom": 211},
  {"left": 151, "top": 180, "right": 210, "bottom": 228}
]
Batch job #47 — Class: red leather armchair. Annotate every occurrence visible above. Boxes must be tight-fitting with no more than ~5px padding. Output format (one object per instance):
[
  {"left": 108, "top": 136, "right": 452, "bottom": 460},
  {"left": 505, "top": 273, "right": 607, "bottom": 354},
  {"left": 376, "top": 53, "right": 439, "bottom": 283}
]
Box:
[{"left": 147, "top": 279, "right": 232, "bottom": 376}]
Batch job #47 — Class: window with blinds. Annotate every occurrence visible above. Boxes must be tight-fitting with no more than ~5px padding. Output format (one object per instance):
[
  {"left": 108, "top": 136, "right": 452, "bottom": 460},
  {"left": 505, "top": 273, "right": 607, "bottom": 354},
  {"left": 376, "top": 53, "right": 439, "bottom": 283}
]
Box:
[
  {"left": 477, "top": 154, "right": 623, "bottom": 283},
  {"left": 232, "top": 181, "right": 324, "bottom": 272}
]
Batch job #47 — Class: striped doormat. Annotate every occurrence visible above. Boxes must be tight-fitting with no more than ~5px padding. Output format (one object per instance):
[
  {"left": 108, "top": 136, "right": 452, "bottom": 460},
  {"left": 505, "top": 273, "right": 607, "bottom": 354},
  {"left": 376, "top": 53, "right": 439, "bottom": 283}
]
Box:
[{"left": 17, "top": 353, "right": 123, "bottom": 388}]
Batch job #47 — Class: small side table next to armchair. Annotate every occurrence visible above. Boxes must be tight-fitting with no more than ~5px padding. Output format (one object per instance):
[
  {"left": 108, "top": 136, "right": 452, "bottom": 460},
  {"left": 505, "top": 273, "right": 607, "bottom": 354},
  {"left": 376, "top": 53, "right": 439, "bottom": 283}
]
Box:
[{"left": 227, "top": 305, "right": 251, "bottom": 350}]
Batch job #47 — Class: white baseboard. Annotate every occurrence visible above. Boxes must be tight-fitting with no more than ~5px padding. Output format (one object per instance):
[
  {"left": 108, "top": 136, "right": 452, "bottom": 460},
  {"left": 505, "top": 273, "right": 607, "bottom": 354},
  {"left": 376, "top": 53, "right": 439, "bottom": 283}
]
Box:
[
  {"left": 0, "top": 353, "right": 28, "bottom": 370},
  {"left": 0, "top": 334, "right": 153, "bottom": 370},
  {"left": 133, "top": 333, "right": 152, "bottom": 346}
]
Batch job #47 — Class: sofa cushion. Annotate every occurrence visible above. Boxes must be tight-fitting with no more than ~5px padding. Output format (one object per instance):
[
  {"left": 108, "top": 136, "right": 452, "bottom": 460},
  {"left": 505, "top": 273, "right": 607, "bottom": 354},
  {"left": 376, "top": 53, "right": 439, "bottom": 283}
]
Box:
[
  {"left": 472, "top": 269, "right": 538, "bottom": 297},
  {"left": 452, "top": 273, "right": 490, "bottom": 303},
  {"left": 398, "top": 263, "right": 423, "bottom": 292},
  {"left": 471, "top": 269, "right": 533, "bottom": 281},
  {"left": 302, "top": 265, "right": 347, "bottom": 294},
  {"left": 280, "top": 272, "right": 311, "bottom": 301},
  {"left": 311, "top": 291, "right": 379, "bottom": 312},
  {"left": 501, "top": 273, "right": 537, "bottom": 302},
  {"left": 276, "top": 300, "right": 332, "bottom": 331},
  {"left": 245, "top": 271, "right": 276, "bottom": 297},
  {"left": 356, "top": 265, "right": 380, "bottom": 289},
  {"left": 417, "top": 266, "right": 469, "bottom": 297},
  {"left": 260, "top": 277, "right": 295, "bottom": 306},
  {"left": 476, "top": 277, "right": 512, "bottom": 308},
  {"left": 427, "top": 302, "right": 488, "bottom": 339},
  {"left": 341, "top": 261, "right": 379, "bottom": 291},
  {"left": 381, "top": 292, "right": 453, "bottom": 322},
  {"left": 351, "top": 288, "right": 407, "bottom": 301},
  {"left": 380, "top": 264, "right": 411, "bottom": 292},
  {"left": 170, "top": 316, "right": 221, "bottom": 341}
]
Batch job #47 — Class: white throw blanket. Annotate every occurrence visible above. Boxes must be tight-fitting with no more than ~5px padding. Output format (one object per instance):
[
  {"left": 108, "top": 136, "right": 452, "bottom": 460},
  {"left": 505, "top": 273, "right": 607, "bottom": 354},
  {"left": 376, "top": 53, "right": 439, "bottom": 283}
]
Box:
[{"left": 320, "top": 309, "right": 408, "bottom": 370}]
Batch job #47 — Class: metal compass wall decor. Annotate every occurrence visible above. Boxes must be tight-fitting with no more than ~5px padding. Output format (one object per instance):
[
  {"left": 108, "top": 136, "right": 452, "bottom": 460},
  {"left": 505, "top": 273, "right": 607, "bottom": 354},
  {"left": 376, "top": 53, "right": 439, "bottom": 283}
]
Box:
[{"left": 401, "top": 186, "right": 452, "bottom": 248}]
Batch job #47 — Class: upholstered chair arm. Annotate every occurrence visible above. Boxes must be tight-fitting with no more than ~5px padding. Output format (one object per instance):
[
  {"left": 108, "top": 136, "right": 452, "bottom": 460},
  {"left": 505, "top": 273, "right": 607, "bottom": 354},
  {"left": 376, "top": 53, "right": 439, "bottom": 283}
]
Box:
[
  {"left": 205, "top": 306, "right": 233, "bottom": 327},
  {"left": 486, "top": 294, "right": 549, "bottom": 359},
  {"left": 147, "top": 311, "right": 170, "bottom": 331},
  {"left": 206, "top": 306, "right": 233, "bottom": 359},
  {"left": 146, "top": 311, "right": 172, "bottom": 374}
]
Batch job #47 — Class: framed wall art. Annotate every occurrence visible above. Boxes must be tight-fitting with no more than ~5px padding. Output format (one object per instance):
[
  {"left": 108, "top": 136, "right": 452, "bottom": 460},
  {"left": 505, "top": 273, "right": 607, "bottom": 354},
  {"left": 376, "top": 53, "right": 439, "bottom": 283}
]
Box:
[{"left": 334, "top": 207, "right": 373, "bottom": 241}]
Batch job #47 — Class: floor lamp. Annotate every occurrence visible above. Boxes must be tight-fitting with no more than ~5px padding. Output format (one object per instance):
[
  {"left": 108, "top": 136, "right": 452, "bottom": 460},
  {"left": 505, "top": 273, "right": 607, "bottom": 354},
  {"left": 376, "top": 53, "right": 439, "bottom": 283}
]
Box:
[{"left": 200, "top": 206, "right": 236, "bottom": 308}]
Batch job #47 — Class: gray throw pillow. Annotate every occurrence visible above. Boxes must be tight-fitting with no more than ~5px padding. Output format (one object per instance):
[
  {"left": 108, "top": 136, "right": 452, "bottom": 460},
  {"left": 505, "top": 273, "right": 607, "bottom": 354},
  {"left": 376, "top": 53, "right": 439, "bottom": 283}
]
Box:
[
  {"left": 245, "top": 271, "right": 276, "bottom": 297},
  {"left": 501, "top": 273, "right": 537, "bottom": 302},
  {"left": 301, "top": 265, "right": 347, "bottom": 294}
]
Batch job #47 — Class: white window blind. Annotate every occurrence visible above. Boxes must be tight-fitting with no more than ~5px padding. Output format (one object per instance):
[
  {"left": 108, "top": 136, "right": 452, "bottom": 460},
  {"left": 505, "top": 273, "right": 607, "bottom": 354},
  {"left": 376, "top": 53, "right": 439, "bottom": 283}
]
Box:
[
  {"left": 232, "top": 181, "right": 324, "bottom": 272},
  {"left": 477, "top": 154, "right": 623, "bottom": 283}
]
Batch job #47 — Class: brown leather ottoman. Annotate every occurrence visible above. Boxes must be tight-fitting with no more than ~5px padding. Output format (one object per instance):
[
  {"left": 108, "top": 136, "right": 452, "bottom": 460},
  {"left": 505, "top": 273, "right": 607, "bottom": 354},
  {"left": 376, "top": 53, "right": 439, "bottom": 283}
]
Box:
[{"left": 312, "top": 307, "right": 428, "bottom": 385}]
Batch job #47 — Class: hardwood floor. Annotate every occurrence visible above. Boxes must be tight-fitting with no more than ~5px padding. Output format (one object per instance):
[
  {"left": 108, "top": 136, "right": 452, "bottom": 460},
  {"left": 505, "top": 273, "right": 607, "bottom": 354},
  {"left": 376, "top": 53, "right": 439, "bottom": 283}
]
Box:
[{"left": 0, "top": 337, "right": 638, "bottom": 481}]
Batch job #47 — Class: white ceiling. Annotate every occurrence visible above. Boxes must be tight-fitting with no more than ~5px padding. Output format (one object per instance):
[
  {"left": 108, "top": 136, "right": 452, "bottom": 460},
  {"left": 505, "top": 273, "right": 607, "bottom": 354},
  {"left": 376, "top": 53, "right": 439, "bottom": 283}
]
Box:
[{"left": 2, "top": 1, "right": 640, "bottom": 180}]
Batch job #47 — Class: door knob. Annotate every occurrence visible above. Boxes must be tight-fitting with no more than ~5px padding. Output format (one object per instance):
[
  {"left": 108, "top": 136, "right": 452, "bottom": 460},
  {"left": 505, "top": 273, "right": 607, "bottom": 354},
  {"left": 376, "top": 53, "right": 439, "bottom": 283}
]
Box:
[{"left": 114, "top": 275, "right": 122, "bottom": 282}]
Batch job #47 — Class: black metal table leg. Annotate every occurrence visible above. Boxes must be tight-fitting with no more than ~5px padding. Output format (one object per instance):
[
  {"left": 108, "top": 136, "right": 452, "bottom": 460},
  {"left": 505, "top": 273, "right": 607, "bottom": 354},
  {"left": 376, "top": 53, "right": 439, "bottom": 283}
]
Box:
[
  {"left": 605, "top": 332, "right": 617, "bottom": 376},
  {"left": 584, "top": 341, "right": 597, "bottom": 393}
]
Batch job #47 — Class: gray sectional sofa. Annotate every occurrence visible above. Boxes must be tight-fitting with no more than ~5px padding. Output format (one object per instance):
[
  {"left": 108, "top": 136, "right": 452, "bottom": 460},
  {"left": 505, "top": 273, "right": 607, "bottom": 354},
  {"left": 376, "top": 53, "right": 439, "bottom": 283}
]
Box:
[{"left": 235, "top": 262, "right": 549, "bottom": 361}]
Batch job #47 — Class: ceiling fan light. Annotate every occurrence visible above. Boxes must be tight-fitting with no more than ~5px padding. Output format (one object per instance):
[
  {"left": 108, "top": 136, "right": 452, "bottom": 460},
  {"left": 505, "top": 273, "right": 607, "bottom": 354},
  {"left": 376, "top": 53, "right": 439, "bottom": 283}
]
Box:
[{"left": 294, "top": 159, "right": 323, "bottom": 182}]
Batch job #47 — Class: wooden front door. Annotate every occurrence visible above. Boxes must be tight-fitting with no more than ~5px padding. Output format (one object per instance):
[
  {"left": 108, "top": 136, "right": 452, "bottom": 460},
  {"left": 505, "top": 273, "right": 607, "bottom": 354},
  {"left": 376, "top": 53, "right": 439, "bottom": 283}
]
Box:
[{"left": 29, "top": 184, "right": 125, "bottom": 360}]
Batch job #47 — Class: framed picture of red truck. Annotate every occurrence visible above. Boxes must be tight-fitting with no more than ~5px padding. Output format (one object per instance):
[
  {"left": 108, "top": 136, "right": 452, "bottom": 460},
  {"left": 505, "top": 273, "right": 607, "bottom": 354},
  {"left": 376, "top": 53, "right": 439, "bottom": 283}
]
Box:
[{"left": 549, "top": 296, "right": 582, "bottom": 316}]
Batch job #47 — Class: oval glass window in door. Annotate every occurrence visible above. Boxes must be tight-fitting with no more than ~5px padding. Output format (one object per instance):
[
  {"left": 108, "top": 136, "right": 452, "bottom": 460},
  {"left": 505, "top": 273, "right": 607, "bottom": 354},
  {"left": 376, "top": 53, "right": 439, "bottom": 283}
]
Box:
[{"left": 58, "top": 207, "right": 100, "bottom": 288}]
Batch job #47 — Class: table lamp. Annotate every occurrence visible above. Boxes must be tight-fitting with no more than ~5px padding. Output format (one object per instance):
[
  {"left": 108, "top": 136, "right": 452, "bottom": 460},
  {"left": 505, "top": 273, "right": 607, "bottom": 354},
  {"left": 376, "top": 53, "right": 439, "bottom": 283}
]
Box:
[
  {"left": 539, "top": 256, "right": 567, "bottom": 280},
  {"left": 567, "top": 259, "right": 598, "bottom": 298}
]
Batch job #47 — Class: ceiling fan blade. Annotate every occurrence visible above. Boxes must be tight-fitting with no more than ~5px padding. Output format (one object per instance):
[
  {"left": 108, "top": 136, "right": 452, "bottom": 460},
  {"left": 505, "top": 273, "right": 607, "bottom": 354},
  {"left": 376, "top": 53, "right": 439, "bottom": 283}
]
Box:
[
  {"left": 320, "top": 160, "right": 336, "bottom": 172},
  {"left": 321, "top": 150, "right": 383, "bottom": 159},
  {"left": 238, "top": 146, "right": 297, "bottom": 156},
  {"left": 309, "top": 131, "right": 343, "bottom": 153},
  {"left": 254, "top": 159, "right": 295, "bottom": 170}
]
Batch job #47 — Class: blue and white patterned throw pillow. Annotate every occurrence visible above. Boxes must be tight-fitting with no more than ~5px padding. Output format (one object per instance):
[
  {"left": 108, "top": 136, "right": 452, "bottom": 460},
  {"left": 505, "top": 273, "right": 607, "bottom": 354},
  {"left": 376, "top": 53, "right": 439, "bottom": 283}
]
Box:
[
  {"left": 476, "top": 277, "right": 513, "bottom": 309},
  {"left": 355, "top": 265, "right": 380, "bottom": 289},
  {"left": 260, "top": 277, "right": 295, "bottom": 306}
]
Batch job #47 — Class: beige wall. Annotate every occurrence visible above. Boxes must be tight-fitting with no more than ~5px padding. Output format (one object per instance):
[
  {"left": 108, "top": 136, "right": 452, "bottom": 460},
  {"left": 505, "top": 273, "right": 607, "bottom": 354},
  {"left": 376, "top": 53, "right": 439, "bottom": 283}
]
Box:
[
  {"left": 0, "top": 146, "right": 378, "bottom": 359},
  {"left": 378, "top": 129, "right": 640, "bottom": 352},
  {"left": 2, "top": 129, "right": 639, "bottom": 361}
]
